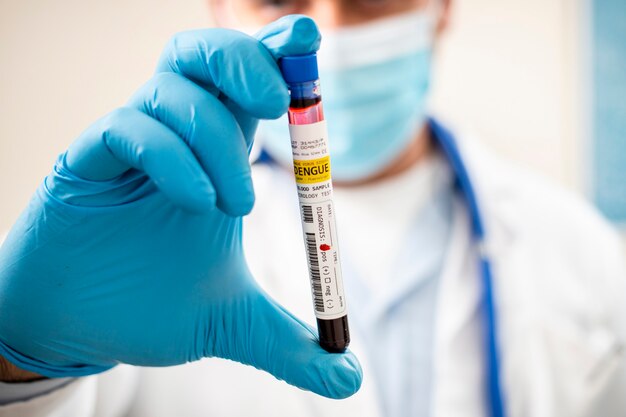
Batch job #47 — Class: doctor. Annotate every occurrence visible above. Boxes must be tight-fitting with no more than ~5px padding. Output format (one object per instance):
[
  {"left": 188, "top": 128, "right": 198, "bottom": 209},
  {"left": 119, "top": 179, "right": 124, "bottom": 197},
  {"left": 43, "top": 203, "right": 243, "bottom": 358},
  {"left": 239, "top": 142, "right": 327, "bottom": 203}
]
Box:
[{"left": 1, "top": 1, "right": 625, "bottom": 417}]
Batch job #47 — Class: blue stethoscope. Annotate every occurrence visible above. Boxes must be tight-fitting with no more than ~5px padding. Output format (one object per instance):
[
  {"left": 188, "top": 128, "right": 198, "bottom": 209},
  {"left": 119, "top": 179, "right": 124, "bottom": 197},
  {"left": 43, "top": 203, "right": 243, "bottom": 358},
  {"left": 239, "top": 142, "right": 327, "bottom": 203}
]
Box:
[
  {"left": 257, "top": 117, "right": 506, "bottom": 417},
  {"left": 429, "top": 118, "right": 506, "bottom": 417}
]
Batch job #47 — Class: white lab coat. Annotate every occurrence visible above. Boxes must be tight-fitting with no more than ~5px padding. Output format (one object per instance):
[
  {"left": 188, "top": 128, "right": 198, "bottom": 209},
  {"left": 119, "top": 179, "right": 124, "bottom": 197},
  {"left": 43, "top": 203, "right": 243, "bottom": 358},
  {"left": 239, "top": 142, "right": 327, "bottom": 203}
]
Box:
[{"left": 1, "top": 128, "right": 625, "bottom": 417}]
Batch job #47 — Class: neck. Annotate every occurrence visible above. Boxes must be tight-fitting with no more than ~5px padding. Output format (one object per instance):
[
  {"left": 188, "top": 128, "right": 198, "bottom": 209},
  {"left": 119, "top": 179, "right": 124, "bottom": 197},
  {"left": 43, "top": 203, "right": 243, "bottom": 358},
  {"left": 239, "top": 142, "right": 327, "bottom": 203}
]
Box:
[{"left": 334, "top": 123, "right": 433, "bottom": 188}]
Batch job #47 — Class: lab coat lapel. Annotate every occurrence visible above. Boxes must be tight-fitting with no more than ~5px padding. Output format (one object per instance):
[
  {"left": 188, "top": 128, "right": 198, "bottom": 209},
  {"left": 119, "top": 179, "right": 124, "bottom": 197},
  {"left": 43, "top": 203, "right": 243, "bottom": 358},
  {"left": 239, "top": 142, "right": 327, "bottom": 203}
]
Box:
[
  {"left": 448, "top": 129, "right": 626, "bottom": 417},
  {"left": 430, "top": 195, "right": 487, "bottom": 417}
]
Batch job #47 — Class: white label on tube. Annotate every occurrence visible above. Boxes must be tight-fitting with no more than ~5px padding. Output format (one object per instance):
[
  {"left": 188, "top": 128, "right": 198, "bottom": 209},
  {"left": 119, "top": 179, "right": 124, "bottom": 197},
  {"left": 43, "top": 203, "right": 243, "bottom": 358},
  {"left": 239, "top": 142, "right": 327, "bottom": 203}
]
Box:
[{"left": 289, "top": 121, "right": 347, "bottom": 320}]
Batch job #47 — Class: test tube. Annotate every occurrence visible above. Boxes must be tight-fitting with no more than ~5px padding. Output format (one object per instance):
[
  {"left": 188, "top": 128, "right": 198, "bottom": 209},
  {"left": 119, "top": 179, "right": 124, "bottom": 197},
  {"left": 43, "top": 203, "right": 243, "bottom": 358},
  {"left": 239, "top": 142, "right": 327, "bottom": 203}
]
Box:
[{"left": 278, "top": 53, "right": 350, "bottom": 353}]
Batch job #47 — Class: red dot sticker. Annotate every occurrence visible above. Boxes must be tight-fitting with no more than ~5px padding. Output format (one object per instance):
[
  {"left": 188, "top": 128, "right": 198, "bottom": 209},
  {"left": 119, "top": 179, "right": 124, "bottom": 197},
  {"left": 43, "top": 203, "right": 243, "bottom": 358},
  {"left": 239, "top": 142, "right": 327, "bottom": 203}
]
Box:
[{"left": 320, "top": 244, "right": 331, "bottom": 251}]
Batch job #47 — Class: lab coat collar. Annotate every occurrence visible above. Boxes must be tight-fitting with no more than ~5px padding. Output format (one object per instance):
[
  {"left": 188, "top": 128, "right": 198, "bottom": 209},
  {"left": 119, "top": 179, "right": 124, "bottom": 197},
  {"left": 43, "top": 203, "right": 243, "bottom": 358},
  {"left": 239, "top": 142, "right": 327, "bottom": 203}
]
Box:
[{"left": 340, "top": 119, "right": 517, "bottom": 323}]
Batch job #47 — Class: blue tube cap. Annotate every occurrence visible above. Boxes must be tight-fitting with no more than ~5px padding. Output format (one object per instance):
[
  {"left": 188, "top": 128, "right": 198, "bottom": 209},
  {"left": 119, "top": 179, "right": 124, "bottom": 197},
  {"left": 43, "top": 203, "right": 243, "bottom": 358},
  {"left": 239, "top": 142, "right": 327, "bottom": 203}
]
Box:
[{"left": 279, "top": 53, "right": 319, "bottom": 84}]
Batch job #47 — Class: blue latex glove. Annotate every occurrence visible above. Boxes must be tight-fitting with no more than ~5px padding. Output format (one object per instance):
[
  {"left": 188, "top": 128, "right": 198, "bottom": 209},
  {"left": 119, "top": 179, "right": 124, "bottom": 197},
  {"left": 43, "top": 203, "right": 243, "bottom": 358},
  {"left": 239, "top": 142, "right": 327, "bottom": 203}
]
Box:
[{"left": 0, "top": 15, "right": 362, "bottom": 399}]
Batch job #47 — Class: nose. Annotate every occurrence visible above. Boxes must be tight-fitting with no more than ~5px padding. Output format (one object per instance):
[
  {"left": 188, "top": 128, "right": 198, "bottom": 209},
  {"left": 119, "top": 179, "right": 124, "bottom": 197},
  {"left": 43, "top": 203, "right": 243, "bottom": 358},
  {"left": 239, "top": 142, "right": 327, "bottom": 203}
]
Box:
[{"left": 304, "top": 0, "right": 348, "bottom": 29}]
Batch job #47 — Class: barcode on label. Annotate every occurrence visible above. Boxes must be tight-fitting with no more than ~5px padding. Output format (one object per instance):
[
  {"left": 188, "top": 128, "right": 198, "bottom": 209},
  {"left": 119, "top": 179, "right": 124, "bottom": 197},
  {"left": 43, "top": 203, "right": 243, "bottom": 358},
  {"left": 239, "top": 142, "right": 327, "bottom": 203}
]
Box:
[
  {"left": 302, "top": 205, "right": 313, "bottom": 223},
  {"left": 305, "top": 232, "right": 324, "bottom": 312}
]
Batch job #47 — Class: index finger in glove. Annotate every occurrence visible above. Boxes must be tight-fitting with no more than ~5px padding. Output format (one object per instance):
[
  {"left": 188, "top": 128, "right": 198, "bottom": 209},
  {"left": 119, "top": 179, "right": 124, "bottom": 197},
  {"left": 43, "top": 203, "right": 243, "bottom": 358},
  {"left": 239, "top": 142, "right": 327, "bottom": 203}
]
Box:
[
  {"left": 155, "top": 29, "right": 287, "bottom": 120},
  {"left": 155, "top": 15, "right": 321, "bottom": 121},
  {"left": 254, "top": 15, "right": 321, "bottom": 60}
]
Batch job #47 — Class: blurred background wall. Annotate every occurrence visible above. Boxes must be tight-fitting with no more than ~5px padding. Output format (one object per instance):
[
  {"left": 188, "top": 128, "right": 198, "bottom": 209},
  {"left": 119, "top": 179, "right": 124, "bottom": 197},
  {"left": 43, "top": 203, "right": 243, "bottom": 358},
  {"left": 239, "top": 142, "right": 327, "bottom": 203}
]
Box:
[{"left": 0, "top": 0, "right": 603, "bottom": 233}]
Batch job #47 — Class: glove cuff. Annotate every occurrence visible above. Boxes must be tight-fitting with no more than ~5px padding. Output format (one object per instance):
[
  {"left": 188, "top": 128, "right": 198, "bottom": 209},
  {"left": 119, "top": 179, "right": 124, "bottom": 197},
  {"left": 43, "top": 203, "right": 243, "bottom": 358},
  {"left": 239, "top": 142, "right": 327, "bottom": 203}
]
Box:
[{"left": 0, "top": 340, "right": 114, "bottom": 378}]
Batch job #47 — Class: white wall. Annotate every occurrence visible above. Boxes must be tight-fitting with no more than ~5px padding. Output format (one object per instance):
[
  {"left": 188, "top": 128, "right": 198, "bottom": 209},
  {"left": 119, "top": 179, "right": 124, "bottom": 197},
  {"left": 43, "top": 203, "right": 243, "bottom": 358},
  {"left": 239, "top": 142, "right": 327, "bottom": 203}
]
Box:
[
  {"left": 430, "top": 0, "right": 586, "bottom": 189},
  {"left": 0, "top": 0, "right": 210, "bottom": 232},
  {"left": 0, "top": 0, "right": 585, "bottom": 233}
]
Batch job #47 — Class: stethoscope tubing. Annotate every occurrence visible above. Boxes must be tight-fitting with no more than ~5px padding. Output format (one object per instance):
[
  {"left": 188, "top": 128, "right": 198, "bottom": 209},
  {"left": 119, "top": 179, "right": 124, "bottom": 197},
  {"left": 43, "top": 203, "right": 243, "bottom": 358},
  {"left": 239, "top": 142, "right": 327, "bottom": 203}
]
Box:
[{"left": 430, "top": 118, "right": 506, "bottom": 417}]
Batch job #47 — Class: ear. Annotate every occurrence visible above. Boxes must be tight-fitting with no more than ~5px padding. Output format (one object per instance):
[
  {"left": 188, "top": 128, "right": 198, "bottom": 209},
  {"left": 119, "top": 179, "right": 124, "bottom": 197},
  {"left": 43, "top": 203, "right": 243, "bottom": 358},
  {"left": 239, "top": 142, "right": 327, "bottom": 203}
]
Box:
[{"left": 435, "top": 0, "right": 453, "bottom": 35}]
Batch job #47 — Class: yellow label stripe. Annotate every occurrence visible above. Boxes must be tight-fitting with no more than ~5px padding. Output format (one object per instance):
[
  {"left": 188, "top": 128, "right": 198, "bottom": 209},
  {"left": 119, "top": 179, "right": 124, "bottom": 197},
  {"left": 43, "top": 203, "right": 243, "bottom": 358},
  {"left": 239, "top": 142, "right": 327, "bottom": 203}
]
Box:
[{"left": 293, "top": 156, "right": 331, "bottom": 184}]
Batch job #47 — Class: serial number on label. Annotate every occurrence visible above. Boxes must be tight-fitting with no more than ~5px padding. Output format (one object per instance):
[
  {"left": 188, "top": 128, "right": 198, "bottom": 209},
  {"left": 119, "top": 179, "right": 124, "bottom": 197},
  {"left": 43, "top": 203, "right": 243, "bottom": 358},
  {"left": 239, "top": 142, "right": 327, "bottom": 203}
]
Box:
[{"left": 289, "top": 121, "right": 330, "bottom": 160}]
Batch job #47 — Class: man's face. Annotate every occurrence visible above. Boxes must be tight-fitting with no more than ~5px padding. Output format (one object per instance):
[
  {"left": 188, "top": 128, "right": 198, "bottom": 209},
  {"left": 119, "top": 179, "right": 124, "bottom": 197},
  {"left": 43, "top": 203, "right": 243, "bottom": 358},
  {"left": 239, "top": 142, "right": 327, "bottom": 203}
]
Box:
[{"left": 212, "top": 0, "right": 443, "bottom": 31}]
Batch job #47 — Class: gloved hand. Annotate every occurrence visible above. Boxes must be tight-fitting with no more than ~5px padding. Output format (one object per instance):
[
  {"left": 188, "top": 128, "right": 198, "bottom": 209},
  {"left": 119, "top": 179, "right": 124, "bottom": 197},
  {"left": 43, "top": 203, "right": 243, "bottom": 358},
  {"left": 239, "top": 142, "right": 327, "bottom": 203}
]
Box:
[{"left": 0, "top": 15, "right": 362, "bottom": 399}]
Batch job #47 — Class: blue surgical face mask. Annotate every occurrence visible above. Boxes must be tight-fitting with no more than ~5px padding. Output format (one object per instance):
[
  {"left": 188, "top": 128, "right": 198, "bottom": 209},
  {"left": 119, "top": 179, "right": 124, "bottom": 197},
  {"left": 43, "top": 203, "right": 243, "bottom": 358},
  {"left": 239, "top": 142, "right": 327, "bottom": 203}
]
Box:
[{"left": 258, "top": 10, "right": 437, "bottom": 182}]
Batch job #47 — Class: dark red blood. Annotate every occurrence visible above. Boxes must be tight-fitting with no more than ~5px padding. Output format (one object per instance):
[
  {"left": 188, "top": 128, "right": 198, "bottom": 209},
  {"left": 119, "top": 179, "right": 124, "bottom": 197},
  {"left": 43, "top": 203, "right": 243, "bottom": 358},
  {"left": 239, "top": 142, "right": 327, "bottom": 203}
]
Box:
[{"left": 320, "top": 244, "right": 331, "bottom": 251}]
